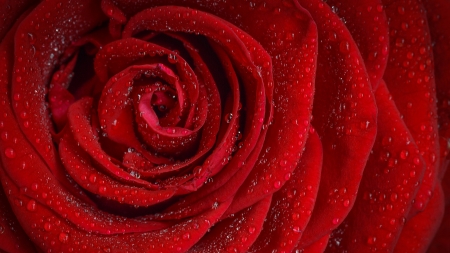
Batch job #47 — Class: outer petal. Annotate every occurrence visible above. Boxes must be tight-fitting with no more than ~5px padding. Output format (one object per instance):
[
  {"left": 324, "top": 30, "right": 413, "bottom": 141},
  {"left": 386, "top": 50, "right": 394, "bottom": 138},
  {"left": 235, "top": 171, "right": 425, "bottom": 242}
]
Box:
[
  {"left": 394, "top": 186, "right": 444, "bottom": 252},
  {"left": 428, "top": 192, "right": 450, "bottom": 252},
  {"left": 382, "top": 0, "right": 440, "bottom": 214},
  {"left": 327, "top": 81, "right": 426, "bottom": 252},
  {"left": 325, "top": 0, "right": 389, "bottom": 89},
  {"left": 0, "top": 182, "right": 35, "bottom": 253},
  {"left": 225, "top": 0, "right": 317, "bottom": 216},
  {"left": 11, "top": 0, "right": 105, "bottom": 176},
  {"left": 1, "top": 169, "right": 231, "bottom": 252},
  {"left": 298, "top": 0, "right": 378, "bottom": 246},
  {"left": 295, "top": 234, "right": 329, "bottom": 253},
  {"left": 249, "top": 129, "right": 322, "bottom": 253},
  {"left": 0, "top": 0, "right": 38, "bottom": 40},
  {"left": 423, "top": 0, "right": 450, "bottom": 177},
  {"left": 188, "top": 196, "right": 272, "bottom": 253}
]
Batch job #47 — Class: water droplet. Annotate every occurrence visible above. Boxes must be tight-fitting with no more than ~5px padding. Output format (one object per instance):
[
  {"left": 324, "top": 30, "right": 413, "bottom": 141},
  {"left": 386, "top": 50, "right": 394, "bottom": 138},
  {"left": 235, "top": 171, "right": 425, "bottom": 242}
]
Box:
[
  {"left": 1, "top": 131, "right": 8, "bottom": 141},
  {"left": 248, "top": 226, "right": 256, "bottom": 234},
  {"left": 274, "top": 181, "right": 281, "bottom": 189},
  {"left": 99, "top": 186, "right": 107, "bottom": 193},
  {"left": 225, "top": 113, "right": 233, "bottom": 123},
  {"left": 284, "top": 173, "right": 291, "bottom": 180},
  {"left": 59, "top": 232, "right": 68, "bottom": 243},
  {"left": 44, "top": 222, "right": 52, "bottom": 231},
  {"left": 182, "top": 232, "right": 190, "bottom": 240},
  {"left": 89, "top": 174, "right": 97, "bottom": 183},
  {"left": 4, "top": 148, "right": 15, "bottom": 158},
  {"left": 400, "top": 150, "right": 408, "bottom": 159},
  {"left": 390, "top": 193, "right": 398, "bottom": 202},
  {"left": 332, "top": 218, "right": 340, "bottom": 224},
  {"left": 343, "top": 199, "right": 350, "bottom": 207},
  {"left": 26, "top": 200, "right": 36, "bottom": 211},
  {"left": 419, "top": 46, "right": 426, "bottom": 55},
  {"left": 339, "top": 40, "right": 350, "bottom": 53},
  {"left": 31, "top": 183, "right": 39, "bottom": 191},
  {"left": 367, "top": 236, "right": 376, "bottom": 245}
]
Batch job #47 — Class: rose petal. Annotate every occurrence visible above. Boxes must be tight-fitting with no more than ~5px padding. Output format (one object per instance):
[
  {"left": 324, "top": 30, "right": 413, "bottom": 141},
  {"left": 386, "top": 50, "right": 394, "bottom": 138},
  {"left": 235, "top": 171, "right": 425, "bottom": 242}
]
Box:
[
  {"left": 59, "top": 132, "right": 177, "bottom": 207},
  {"left": 394, "top": 185, "right": 444, "bottom": 252},
  {"left": 249, "top": 130, "right": 322, "bottom": 253},
  {"left": 382, "top": 0, "right": 440, "bottom": 215},
  {"left": 325, "top": 0, "right": 389, "bottom": 89},
  {"left": 327, "top": 81, "right": 426, "bottom": 251},
  {"left": 1, "top": 169, "right": 230, "bottom": 252},
  {"left": 298, "top": 0, "right": 378, "bottom": 245},
  {"left": 223, "top": 1, "right": 315, "bottom": 216},
  {"left": 0, "top": 0, "right": 37, "bottom": 40},
  {"left": 428, "top": 190, "right": 450, "bottom": 252},
  {"left": 294, "top": 234, "right": 330, "bottom": 253},
  {"left": 0, "top": 181, "right": 35, "bottom": 253},
  {"left": 67, "top": 97, "right": 162, "bottom": 188},
  {"left": 11, "top": 0, "right": 105, "bottom": 176},
  {"left": 423, "top": 0, "right": 450, "bottom": 177},
  {"left": 189, "top": 196, "right": 272, "bottom": 253}
]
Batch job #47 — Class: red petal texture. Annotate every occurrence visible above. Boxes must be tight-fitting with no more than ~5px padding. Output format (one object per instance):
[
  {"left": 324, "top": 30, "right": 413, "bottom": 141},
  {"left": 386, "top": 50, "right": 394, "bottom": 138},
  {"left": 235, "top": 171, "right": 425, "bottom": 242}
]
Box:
[
  {"left": 423, "top": 0, "right": 450, "bottom": 178},
  {"left": 382, "top": 0, "right": 440, "bottom": 216},
  {"left": 327, "top": 80, "right": 426, "bottom": 252},
  {"left": 0, "top": 182, "right": 35, "bottom": 253},
  {"left": 298, "top": 0, "right": 378, "bottom": 246},
  {"left": 394, "top": 186, "right": 444, "bottom": 252},
  {"left": 249, "top": 129, "right": 322, "bottom": 253},
  {"left": 0, "top": 0, "right": 449, "bottom": 252},
  {"left": 297, "top": 234, "right": 330, "bottom": 253},
  {"left": 325, "top": 0, "right": 389, "bottom": 89},
  {"left": 0, "top": 0, "right": 38, "bottom": 40}
]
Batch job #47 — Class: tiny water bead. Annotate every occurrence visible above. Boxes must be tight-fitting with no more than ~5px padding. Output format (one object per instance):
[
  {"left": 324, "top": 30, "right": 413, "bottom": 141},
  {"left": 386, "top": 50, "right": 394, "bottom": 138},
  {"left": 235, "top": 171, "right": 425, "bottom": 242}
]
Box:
[
  {"left": 292, "top": 226, "right": 301, "bottom": 233},
  {"left": 27, "top": 200, "right": 36, "bottom": 211},
  {"left": 274, "top": 181, "right": 281, "bottom": 189},
  {"left": 367, "top": 236, "right": 376, "bottom": 245},
  {"left": 58, "top": 233, "right": 69, "bottom": 243},
  {"left": 182, "top": 232, "right": 190, "bottom": 240},
  {"left": 4, "top": 148, "right": 15, "bottom": 158},
  {"left": 332, "top": 218, "right": 340, "bottom": 225}
]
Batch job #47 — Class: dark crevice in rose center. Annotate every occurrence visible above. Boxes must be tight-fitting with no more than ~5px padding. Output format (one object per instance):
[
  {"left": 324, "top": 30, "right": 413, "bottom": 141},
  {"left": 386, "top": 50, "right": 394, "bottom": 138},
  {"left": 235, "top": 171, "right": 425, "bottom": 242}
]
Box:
[
  {"left": 151, "top": 90, "right": 177, "bottom": 120},
  {"left": 89, "top": 191, "right": 182, "bottom": 218},
  {"left": 67, "top": 48, "right": 96, "bottom": 97}
]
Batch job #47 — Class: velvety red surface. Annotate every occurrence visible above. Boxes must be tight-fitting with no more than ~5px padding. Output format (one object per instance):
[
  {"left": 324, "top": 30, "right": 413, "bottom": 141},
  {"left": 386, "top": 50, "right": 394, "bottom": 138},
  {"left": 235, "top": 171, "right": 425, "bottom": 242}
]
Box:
[{"left": 0, "top": 0, "right": 448, "bottom": 252}]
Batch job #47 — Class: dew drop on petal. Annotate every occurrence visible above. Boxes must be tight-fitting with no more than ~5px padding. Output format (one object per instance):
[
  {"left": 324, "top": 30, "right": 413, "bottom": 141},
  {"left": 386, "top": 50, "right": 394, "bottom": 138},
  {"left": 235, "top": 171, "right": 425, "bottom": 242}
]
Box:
[{"left": 4, "top": 148, "right": 15, "bottom": 158}]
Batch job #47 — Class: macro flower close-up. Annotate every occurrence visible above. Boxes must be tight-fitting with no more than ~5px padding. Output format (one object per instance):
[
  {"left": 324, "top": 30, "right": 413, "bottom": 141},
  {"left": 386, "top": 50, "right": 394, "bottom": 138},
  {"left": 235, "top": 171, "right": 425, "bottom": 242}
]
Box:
[{"left": 0, "top": 0, "right": 449, "bottom": 252}]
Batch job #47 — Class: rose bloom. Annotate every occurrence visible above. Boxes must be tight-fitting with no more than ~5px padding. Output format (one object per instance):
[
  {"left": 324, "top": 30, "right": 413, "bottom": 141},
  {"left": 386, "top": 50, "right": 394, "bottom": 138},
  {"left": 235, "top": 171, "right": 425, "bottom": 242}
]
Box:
[{"left": 0, "top": 0, "right": 449, "bottom": 252}]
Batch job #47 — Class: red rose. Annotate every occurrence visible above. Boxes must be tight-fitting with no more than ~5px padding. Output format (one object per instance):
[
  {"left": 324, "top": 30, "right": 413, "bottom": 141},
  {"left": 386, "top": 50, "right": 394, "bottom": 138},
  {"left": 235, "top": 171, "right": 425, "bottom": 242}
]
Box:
[{"left": 0, "top": 0, "right": 449, "bottom": 252}]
